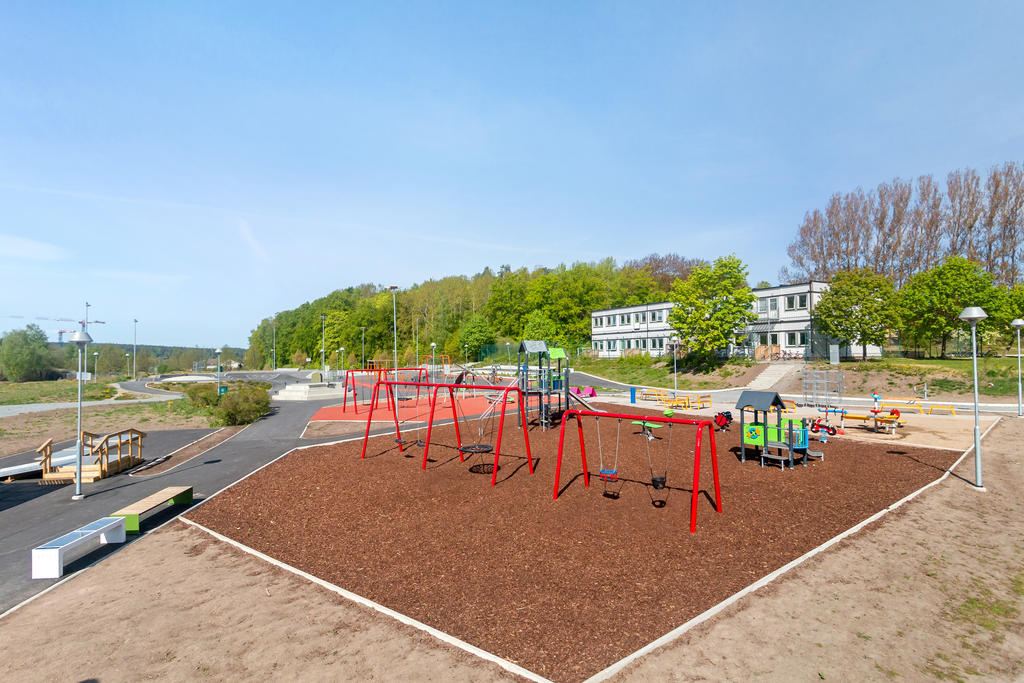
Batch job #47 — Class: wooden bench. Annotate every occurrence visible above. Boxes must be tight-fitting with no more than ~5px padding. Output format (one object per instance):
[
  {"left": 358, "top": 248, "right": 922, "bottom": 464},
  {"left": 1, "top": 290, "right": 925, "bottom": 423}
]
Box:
[
  {"left": 112, "top": 486, "right": 194, "bottom": 534},
  {"left": 32, "top": 517, "right": 126, "bottom": 579}
]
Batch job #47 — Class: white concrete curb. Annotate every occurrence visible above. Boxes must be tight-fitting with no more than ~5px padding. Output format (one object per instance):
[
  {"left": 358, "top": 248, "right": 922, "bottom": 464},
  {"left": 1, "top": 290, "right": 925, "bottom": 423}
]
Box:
[{"left": 581, "top": 416, "right": 1003, "bottom": 682}]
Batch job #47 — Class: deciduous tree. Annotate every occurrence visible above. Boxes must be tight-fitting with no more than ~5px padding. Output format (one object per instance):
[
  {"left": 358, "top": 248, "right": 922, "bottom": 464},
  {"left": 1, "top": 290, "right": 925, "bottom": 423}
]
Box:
[
  {"left": 813, "top": 269, "right": 897, "bottom": 360},
  {"left": 667, "top": 255, "right": 757, "bottom": 357}
]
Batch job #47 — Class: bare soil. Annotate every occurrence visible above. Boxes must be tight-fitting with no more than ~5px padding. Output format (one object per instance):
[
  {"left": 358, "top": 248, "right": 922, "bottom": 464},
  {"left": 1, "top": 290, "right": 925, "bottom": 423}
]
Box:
[
  {"left": 3, "top": 410, "right": 1020, "bottom": 681},
  {"left": 184, "top": 403, "right": 960, "bottom": 681},
  {"left": 0, "top": 404, "right": 211, "bottom": 459}
]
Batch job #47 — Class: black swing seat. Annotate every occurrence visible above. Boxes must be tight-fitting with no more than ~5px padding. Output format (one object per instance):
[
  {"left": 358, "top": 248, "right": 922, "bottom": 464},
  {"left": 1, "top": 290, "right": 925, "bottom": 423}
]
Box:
[{"left": 458, "top": 444, "right": 493, "bottom": 454}]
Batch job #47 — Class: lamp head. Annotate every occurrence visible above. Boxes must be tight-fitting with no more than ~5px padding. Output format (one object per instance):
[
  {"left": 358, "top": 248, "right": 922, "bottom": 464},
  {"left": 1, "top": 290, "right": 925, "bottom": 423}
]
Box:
[
  {"left": 216, "top": 348, "right": 223, "bottom": 354},
  {"left": 389, "top": 285, "right": 398, "bottom": 291},
  {"left": 70, "top": 330, "right": 92, "bottom": 347},
  {"left": 1012, "top": 318, "right": 1024, "bottom": 330},
  {"left": 958, "top": 307, "right": 988, "bottom": 324},
  {"left": 430, "top": 342, "right": 436, "bottom": 348}
]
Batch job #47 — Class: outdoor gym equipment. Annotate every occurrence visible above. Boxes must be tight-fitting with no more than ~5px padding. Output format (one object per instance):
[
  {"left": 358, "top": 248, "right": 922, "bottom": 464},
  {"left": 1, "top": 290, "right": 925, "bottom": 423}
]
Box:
[
  {"left": 551, "top": 409, "right": 721, "bottom": 533},
  {"left": 360, "top": 380, "right": 533, "bottom": 486}
]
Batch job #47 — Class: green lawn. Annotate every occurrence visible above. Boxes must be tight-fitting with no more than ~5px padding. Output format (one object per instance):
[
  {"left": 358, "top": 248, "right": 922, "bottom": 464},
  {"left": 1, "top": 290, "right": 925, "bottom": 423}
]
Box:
[
  {"left": 0, "top": 379, "right": 122, "bottom": 405},
  {"left": 571, "top": 356, "right": 751, "bottom": 390},
  {"left": 810, "top": 357, "right": 1021, "bottom": 396}
]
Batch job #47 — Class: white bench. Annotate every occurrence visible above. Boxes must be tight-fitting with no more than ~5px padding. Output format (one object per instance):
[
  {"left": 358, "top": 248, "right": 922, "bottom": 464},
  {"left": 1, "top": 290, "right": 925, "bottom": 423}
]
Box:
[{"left": 31, "top": 516, "right": 126, "bottom": 579}]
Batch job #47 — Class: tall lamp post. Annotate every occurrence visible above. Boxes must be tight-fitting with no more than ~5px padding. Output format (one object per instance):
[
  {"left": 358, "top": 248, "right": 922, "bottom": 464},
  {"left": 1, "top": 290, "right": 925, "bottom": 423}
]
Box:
[
  {"left": 215, "top": 347, "right": 223, "bottom": 395},
  {"left": 1012, "top": 318, "right": 1024, "bottom": 418},
  {"left": 320, "top": 314, "right": 327, "bottom": 379},
  {"left": 671, "top": 335, "right": 679, "bottom": 396},
  {"left": 70, "top": 329, "right": 92, "bottom": 500},
  {"left": 339, "top": 347, "right": 345, "bottom": 376},
  {"left": 389, "top": 286, "right": 399, "bottom": 381},
  {"left": 506, "top": 342, "right": 511, "bottom": 368},
  {"left": 272, "top": 318, "right": 277, "bottom": 370},
  {"left": 125, "top": 352, "right": 130, "bottom": 378},
  {"left": 92, "top": 351, "right": 98, "bottom": 382},
  {"left": 360, "top": 326, "right": 366, "bottom": 370},
  {"left": 132, "top": 318, "right": 138, "bottom": 380},
  {"left": 430, "top": 342, "right": 437, "bottom": 383},
  {"left": 959, "top": 306, "right": 987, "bottom": 490},
  {"left": 414, "top": 318, "right": 419, "bottom": 368}
]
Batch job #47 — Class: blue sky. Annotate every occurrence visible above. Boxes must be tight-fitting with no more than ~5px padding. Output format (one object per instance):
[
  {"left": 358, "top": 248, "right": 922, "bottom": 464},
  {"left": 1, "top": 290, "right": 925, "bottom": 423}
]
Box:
[{"left": 2, "top": 2, "right": 1023, "bottom": 347}]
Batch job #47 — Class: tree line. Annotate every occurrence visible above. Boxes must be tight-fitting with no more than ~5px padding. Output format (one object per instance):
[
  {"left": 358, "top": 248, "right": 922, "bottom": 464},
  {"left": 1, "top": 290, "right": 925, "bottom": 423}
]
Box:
[
  {"left": 245, "top": 254, "right": 701, "bottom": 369},
  {"left": 0, "top": 324, "right": 242, "bottom": 382},
  {"left": 782, "top": 161, "right": 1024, "bottom": 287}
]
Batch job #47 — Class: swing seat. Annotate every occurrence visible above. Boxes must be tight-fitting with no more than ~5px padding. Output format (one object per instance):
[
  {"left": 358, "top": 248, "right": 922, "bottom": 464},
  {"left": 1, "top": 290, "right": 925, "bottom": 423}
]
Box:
[
  {"left": 458, "top": 444, "right": 493, "bottom": 455},
  {"left": 630, "top": 420, "right": 664, "bottom": 428},
  {"left": 599, "top": 468, "right": 618, "bottom": 482}
]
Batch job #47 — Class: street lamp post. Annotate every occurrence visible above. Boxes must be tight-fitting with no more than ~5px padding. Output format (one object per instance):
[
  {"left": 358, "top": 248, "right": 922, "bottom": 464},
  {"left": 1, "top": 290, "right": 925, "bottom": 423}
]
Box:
[
  {"left": 414, "top": 318, "right": 419, "bottom": 369},
  {"left": 671, "top": 335, "right": 679, "bottom": 395},
  {"left": 959, "top": 306, "right": 987, "bottom": 489},
  {"left": 464, "top": 344, "right": 468, "bottom": 366},
  {"left": 125, "top": 352, "right": 130, "bottom": 378},
  {"left": 339, "top": 347, "right": 344, "bottom": 377},
  {"left": 132, "top": 318, "right": 138, "bottom": 380},
  {"left": 70, "top": 329, "right": 92, "bottom": 500},
  {"left": 389, "top": 286, "right": 398, "bottom": 382},
  {"left": 92, "top": 351, "right": 98, "bottom": 382},
  {"left": 272, "top": 318, "right": 277, "bottom": 370},
  {"left": 360, "top": 326, "right": 366, "bottom": 370},
  {"left": 1012, "top": 318, "right": 1024, "bottom": 418},
  {"left": 506, "top": 342, "right": 511, "bottom": 368},
  {"left": 216, "top": 348, "right": 223, "bottom": 395},
  {"left": 320, "top": 314, "right": 327, "bottom": 379},
  {"left": 430, "top": 342, "right": 437, "bottom": 383}
]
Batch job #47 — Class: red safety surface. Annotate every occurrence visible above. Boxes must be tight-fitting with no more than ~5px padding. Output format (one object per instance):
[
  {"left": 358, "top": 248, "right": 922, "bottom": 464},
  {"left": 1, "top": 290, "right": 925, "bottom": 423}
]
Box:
[{"left": 310, "top": 394, "right": 500, "bottom": 423}]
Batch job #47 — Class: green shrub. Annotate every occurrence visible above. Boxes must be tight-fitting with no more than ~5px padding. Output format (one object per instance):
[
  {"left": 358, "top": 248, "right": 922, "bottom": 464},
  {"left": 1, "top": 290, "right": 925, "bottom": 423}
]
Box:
[
  {"left": 185, "top": 383, "right": 220, "bottom": 407},
  {"left": 215, "top": 385, "right": 270, "bottom": 425}
]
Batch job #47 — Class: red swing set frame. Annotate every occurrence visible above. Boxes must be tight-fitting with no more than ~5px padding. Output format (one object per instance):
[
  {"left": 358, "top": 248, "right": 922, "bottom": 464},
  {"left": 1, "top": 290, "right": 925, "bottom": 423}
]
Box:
[
  {"left": 342, "top": 367, "right": 429, "bottom": 414},
  {"left": 552, "top": 409, "right": 723, "bottom": 533},
  {"left": 359, "top": 380, "right": 534, "bottom": 486}
]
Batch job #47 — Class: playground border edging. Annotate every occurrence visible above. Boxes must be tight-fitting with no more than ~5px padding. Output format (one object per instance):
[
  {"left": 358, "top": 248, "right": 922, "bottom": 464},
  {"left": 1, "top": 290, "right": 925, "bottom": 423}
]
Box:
[
  {"left": 179, "top": 516, "right": 553, "bottom": 683},
  {"left": 580, "top": 416, "right": 1003, "bottom": 683}
]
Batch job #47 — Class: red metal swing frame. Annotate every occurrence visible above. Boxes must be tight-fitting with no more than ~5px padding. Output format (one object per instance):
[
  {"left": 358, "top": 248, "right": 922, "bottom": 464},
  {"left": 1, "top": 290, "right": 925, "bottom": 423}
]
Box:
[
  {"left": 359, "top": 380, "right": 533, "bottom": 486},
  {"left": 552, "top": 409, "right": 722, "bottom": 533},
  {"left": 342, "top": 367, "right": 428, "bottom": 414}
]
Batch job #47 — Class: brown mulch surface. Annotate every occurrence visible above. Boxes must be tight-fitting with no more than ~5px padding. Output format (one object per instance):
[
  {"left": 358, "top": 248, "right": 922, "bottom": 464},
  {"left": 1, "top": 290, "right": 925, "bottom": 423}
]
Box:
[
  {"left": 186, "top": 402, "right": 961, "bottom": 682},
  {"left": 136, "top": 426, "right": 244, "bottom": 476}
]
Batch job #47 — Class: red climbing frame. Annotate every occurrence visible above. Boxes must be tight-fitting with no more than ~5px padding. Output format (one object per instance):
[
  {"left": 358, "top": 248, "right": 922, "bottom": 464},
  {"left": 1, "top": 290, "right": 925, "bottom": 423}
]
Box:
[
  {"left": 342, "top": 368, "right": 428, "bottom": 414},
  {"left": 359, "top": 380, "right": 533, "bottom": 486},
  {"left": 552, "top": 409, "right": 722, "bottom": 533}
]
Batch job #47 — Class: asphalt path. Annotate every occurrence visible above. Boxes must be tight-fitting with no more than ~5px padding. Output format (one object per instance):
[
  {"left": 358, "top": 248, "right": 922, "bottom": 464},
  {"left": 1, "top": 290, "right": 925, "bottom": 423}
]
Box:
[{"left": 0, "top": 393, "right": 354, "bottom": 614}]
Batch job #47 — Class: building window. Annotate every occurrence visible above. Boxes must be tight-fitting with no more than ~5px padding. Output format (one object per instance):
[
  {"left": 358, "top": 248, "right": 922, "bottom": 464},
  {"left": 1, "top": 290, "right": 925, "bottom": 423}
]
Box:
[
  {"left": 609, "top": 340, "right": 617, "bottom": 351},
  {"left": 769, "top": 298, "right": 778, "bottom": 312},
  {"left": 787, "top": 332, "right": 808, "bottom": 346},
  {"left": 593, "top": 317, "right": 601, "bottom": 328},
  {"left": 785, "top": 294, "right": 808, "bottom": 310},
  {"left": 758, "top": 299, "right": 768, "bottom": 313},
  {"left": 620, "top": 314, "right": 628, "bottom": 325},
  {"left": 606, "top": 316, "right": 612, "bottom": 326}
]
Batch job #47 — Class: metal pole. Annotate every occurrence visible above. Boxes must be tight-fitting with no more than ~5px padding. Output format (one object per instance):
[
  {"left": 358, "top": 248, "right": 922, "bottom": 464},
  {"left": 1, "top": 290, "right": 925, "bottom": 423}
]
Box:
[
  {"left": 970, "top": 322, "right": 983, "bottom": 488},
  {"left": 360, "top": 326, "right": 366, "bottom": 370},
  {"left": 74, "top": 345, "right": 83, "bottom": 499},
  {"left": 93, "top": 352, "right": 98, "bottom": 382},
  {"left": 390, "top": 287, "right": 398, "bottom": 383},
  {"left": 217, "top": 350, "right": 222, "bottom": 394},
  {"left": 133, "top": 318, "right": 137, "bottom": 380},
  {"left": 126, "top": 352, "right": 130, "bottom": 377},
  {"left": 1018, "top": 326, "right": 1022, "bottom": 418},
  {"left": 321, "top": 314, "right": 326, "bottom": 378},
  {"left": 415, "top": 318, "right": 419, "bottom": 368},
  {"left": 673, "top": 342, "right": 678, "bottom": 394},
  {"left": 272, "top": 320, "right": 276, "bottom": 370}
]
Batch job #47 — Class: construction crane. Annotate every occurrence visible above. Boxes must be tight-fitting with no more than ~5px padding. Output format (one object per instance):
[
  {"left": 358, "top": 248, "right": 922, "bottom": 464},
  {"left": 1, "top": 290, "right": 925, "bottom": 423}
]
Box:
[{"left": 1, "top": 314, "right": 106, "bottom": 342}]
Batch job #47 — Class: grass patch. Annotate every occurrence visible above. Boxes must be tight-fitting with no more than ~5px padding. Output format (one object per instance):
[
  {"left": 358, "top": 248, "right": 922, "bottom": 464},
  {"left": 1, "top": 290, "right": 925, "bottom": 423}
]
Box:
[
  {"left": 572, "top": 354, "right": 753, "bottom": 390},
  {"left": 807, "top": 357, "right": 1020, "bottom": 396},
  {"left": 0, "top": 379, "right": 121, "bottom": 405},
  {"left": 956, "top": 589, "right": 1018, "bottom": 631}
]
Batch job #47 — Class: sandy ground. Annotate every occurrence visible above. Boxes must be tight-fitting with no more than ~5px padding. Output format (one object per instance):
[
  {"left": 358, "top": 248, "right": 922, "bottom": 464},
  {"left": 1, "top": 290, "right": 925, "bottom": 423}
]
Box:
[
  {"left": 0, "top": 404, "right": 210, "bottom": 458},
  {"left": 3, "top": 418, "right": 1022, "bottom": 681}
]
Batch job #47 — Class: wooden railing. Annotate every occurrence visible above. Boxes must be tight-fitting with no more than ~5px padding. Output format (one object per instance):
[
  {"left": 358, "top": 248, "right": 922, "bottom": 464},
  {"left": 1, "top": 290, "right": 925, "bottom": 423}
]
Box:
[
  {"left": 84, "top": 428, "right": 147, "bottom": 476},
  {"left": 34, "top": 438, "right": 55, "bottom": 475}
]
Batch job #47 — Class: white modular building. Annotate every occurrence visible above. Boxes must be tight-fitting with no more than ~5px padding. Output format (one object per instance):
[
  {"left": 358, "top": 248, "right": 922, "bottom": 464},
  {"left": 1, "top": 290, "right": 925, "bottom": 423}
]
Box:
[{"left": 590, "top": 281, "right": 882, "bottom": 360}]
